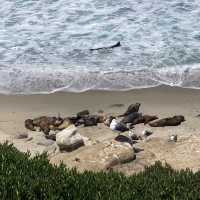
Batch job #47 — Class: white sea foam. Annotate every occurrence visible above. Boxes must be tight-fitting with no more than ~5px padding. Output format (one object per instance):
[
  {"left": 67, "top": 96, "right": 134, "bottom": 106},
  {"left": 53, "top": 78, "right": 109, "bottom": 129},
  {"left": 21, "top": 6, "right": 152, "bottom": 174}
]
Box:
[{"left": 0, "top": 0, "right": 200, "bottom": 94}]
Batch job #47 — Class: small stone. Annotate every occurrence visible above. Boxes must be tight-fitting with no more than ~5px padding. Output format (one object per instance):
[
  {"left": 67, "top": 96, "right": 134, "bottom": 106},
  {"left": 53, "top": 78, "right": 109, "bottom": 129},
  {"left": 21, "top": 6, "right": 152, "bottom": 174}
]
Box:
[
  {"left": 15, "top": 133, "right": 28, "bottom": 139},
  {"left": 168, "top": 135, "right": 177, "bottom": 142},
  {"left": 142, "top": 130, "right": 153, "bottom": 137}
]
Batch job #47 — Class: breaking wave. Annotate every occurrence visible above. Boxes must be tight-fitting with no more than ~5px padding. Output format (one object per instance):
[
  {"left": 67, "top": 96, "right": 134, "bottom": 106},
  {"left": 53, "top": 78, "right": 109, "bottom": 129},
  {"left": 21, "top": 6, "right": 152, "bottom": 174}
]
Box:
[{"left": 0, "top": 64, "right": 200, "bottom": 94}]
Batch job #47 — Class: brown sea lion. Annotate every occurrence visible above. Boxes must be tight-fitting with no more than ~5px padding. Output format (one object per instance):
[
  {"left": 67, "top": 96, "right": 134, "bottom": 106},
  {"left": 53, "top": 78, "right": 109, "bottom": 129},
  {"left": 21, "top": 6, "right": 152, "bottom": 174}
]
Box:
[
  {"left": 121, "top": 112, "right": 142, "bottom": 124},
  {"left": 25, "top": 119, "right": 35, "bottom": 131},
  {"left": 149, "top": 115, "right": 185, "bottom": 127},
  {"left": 115, "top": 135, "right": 133, "bottom": 145},
  {"left": 119, "top": 103, "right": 141, "bottom": 117},
  {"left": 132, "top": 115, "right": 158, "bottom": 125},
  {"left": 103, "top": 116, "right": 116, "bottom": 126},
  {"left": 57, "top": 118, "right": 72, "bottom": 130}
]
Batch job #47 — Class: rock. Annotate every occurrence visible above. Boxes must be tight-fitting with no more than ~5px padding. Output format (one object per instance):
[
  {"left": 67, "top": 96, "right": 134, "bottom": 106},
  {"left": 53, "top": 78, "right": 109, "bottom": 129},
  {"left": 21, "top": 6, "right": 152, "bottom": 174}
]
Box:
[
  {"left": 110, "top": 119, "right": 118, "bottom": 130},
  {"left": 128, "top": 131, "right": 141, "bottom": 140},
  {"left": 56, "top": 125, "right": 84, "bottom": 152},
  {"left": 36, "top": 136, "right": 55, "bottom": 146},
  {"left": 77, "top": 110, "right": 89, "bottom": 118},
  {"left": 149, "top": 115, "right": 185, "bottom": 127},
  {"left": 50, "top": 140, "right": 135, "bottom": 172},
  {"left": 45, "top": 134, "right": 56, "bottom": 141},
  {"left": 15, "top": 133, "right": 28, "bottom": 139},
  {"left": 142, "top": 130, "right": 153, "bottom": 137},
  {"left": 168, "top": 135, "right": 177, "bottom": 142},
  {"left": 109, "top": 104, "right": 124, "bottom": 108}
]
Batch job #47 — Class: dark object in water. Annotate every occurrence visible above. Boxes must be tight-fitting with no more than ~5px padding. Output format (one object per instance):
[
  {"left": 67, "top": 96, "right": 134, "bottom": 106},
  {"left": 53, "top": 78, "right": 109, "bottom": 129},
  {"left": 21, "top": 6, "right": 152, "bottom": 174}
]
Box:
[
  {"left": 115, "top": 122, "right": 129, "bottom": 132},
  {"left": 119, "top": 103, "right": 141, "bottom": 117},
  {"left": 90, "top": 41, "right": 121, "bottom": 51},
  {"left": 115, "top": 135, "right": 133, "bottom": 145},
  {"left": 149, "top": 115, "right": 185, "bottom": 127},
  {"left": 121, "top": 112, "right": 142, "bottom": 124},
  {"left": 77, "top": 110, "right": 90, "bottom": 118},
  {"left": 45, "top": 134, "right": 56, "bottom": 141},
  {"left": 132, "top": 115, "right": 158, "bottom": 125}
]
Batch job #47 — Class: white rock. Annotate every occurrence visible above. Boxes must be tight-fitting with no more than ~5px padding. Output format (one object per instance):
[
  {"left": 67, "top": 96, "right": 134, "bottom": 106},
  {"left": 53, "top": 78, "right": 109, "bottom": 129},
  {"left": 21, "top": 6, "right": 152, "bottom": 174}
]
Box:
[
  {"left": 56, "top": 125, "right": 84, "bottom": 151},
  {"left": 110, "top": 119, "right": 118, "bottom": 130}
]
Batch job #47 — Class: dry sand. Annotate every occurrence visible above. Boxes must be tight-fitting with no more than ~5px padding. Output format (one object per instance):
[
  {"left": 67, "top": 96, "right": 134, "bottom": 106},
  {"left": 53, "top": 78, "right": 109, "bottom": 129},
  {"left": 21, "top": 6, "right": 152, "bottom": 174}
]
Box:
[{"left": 0, "top": 86, "right": 200, "bottom": 174}]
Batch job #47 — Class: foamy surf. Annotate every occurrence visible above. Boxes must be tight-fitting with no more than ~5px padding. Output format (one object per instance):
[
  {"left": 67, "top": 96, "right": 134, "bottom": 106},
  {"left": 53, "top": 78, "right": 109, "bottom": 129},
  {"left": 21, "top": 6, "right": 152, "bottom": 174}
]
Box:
[
  {"left": 1, "top": 0, "right": 200, "bottom": 94},
  {"left": 0, "top": 64, "right": 200, "bottom": 95}
]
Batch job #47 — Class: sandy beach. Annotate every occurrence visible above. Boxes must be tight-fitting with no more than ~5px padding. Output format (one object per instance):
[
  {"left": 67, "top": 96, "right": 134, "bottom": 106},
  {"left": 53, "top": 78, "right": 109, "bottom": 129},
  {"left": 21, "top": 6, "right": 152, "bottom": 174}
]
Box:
[{"left": 0, "top": 86, "right": 200, "bottom": 174}]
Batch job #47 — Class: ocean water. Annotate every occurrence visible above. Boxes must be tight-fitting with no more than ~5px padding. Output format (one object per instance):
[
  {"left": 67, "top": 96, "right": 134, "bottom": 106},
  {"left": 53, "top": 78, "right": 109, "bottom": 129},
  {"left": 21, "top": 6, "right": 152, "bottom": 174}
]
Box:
[{"left": 0, "top": 0, "right": 200, "bottom": 94}]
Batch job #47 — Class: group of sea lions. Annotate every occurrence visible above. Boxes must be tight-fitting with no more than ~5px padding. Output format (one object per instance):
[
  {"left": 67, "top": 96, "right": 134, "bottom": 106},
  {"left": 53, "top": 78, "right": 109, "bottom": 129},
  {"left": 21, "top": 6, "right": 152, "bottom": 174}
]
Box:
[
  {"left": 102, "top": 102, "right": 185, "bottom": 133},
  {"left": 25, "top": 103, "right": 185, "bottom": 138},
  {"left": 25, "top": 110, "right": 104, "bottom": 135}
]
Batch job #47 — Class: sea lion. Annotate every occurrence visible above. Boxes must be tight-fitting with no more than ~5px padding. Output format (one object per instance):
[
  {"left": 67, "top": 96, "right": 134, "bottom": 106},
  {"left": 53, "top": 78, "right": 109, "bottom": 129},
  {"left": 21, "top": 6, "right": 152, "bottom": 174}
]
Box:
[
  {"left": 25, "top": 119, "right": 35, "bottom": 131},
  {"left": 57, "top": 118, "right": 72, "bottom": 130},
  {"left": 115, "top": 135, "right": 133, "bottom": 145},
  {"left": 121, "top": 112, "right": 142, "bottom": 124},
  {"left": 132, "top": 115, "right": 158, "bottom": 125},
  {"left": 83, "top": 115, "right": 99, "bottom": 127},
  {"left": 104, "top": 116, "right": 116, "bottom": 127},
  {"left": 149, "top": 115, "right": 185, "bottom": 127},
  {"left": 119, "top": 103, "right": 141, "bottom": 117},
  {"left": 90, "top": 41, "right": 121, "bottom": 51},
  {"left": 115, "top": 122, "right": 129, "bottom": 132}
]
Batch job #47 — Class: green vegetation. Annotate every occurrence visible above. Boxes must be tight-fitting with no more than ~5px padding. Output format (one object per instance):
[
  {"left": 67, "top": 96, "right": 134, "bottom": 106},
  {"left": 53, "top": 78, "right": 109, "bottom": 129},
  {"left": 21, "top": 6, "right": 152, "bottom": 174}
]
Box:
[{"left": 0, "top": 143, "right": 199, "bottom": 200}]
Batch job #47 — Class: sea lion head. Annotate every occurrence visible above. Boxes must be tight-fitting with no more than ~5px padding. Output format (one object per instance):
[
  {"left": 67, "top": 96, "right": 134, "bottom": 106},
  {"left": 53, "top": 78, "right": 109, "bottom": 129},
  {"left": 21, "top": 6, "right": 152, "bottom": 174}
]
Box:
[
  {"left": 25, "top": 119, "right": 35, "bottom": 131},
  {"left": 174, "top": 115, "right": 185, "bottom": 122}
]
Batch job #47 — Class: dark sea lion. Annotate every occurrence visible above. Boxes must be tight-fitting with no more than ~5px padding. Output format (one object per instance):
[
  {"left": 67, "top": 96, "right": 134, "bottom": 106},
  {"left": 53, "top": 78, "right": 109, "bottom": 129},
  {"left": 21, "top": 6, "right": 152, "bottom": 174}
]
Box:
[
  {"left": 119, "top": 103, "right": 141, "bottom": 117},
  {"left": 25, "top": 119, "right": 35, "bottom": 131},
  {"left": 115, "top": 122, "right": 129, "bottom": 132},
  {"left": 115, "top": 135, "right": 133, "bottom": 145},
  {"left": 132, "top": 115, "right": 158, "bottom": 125},
  {"left": 90, "top": 41, "right": 121, "bottom": 51},
  {"left": 83, "top": 115, "right": 99, "bottom": 127},
  {"left": 121, "top": 112, "right": 142, "bottom": 124},
  {"left": 149, "top": 115, "right": 185, "bottom": 127}
]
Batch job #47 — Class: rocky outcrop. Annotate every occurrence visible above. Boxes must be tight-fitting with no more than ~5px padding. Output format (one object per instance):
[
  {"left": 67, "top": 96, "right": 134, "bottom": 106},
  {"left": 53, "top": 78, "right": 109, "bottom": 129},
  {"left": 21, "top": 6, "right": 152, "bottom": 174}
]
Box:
[
  {"left": 56, "top": 125, "right": 84, "bottom": 152},
  {"left": 51, "top": 140, "right": 135, "bottom": 172}
]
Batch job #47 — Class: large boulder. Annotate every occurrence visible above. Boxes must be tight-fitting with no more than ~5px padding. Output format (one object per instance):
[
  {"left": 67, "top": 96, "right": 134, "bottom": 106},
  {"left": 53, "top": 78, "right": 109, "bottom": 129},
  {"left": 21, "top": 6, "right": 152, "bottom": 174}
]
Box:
[{"left": 56, "top": 125, "right": 84, "bottom": 152}]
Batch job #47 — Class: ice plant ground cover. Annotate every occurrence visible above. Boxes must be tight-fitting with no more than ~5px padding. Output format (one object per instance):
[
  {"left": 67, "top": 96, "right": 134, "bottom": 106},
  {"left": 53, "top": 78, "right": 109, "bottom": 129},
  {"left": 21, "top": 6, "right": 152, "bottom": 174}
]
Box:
[{"left": 0, "top": 143, "right": 199, "bottom": 200}]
